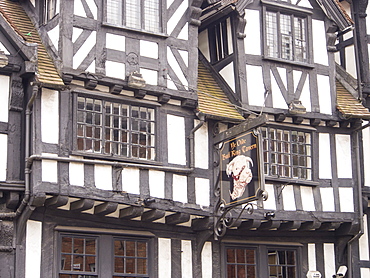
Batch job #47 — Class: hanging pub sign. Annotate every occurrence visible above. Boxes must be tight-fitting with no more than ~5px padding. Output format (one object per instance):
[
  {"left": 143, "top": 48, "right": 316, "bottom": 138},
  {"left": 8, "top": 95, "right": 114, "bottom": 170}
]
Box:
[{"left": 219, "top": 129, "right": 263, "bottom": 207}]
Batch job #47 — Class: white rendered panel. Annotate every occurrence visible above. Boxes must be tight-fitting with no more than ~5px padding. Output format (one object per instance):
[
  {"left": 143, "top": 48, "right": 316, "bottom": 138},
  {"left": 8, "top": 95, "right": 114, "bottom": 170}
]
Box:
[
  {"left": 297, "top": 0, "right": 312, "bottom": 8},
  {"left": 41, "top": 89, "right": 59, "bottom": 144},
  {"left": 25, "top": 220, "right": 42, "bottom": 278},
  {"left": 178, "top": 23, "right": 188, "bottom": 41},
  {"left": 194, "top": 120, "right": 208, "bottom": 169},
  {"left": 199, "top": 30, "right": 210, "bottom": 61},
  {"left": 69, "top": 156, "right": 84, "bottom": 186},
  {"left": 181, "top": 240, "right": 192, "bottom": 278},
  {"left": 319, "top": 133, "right": 332, "bottom": 179},
  {"left": 72, "top": 27, "right": 83, "bottom": 43},
  {"left": 227, "top": 18, "right": 233, "bottom": 55},
  {"left": 246, "top": 65, "right": 265, "bottom": 106},
  {"left": 74, "top": 0, "right": 85, "bottom": 17},
  {"left": 202, "top": 242, "right": 213, "bottom": 278},
  {"left": 361, "top": 268, "right": 370, "bottom": 278},
  {"left": 167, "top": 0, "right": 187, "bottom": 35},
  {"left": 300, "top": 186, "right": 315, "bottom": 211},
  {"left": 0, "top": 42, "right": 10, "bottom": 54},
  {"left": 308, "top": 243, "right": 316, "bottom": 271},
  {"left": 335, "top": 134, "right": 352, "bottom": 178},
  {"left": 140, "top": 68, "right": 158, "bottom": 86},
  {"left": 271, "top": 70, "right": 287, "bottom": 109},
  {"left": 167, "top": 47, "right": 188, "bottom": 88},
  {"left": 95, "top": 164, "right": 112, "bottom": 190},
  {"left": 86, "top": 60, "right": 95, "bottom": 73},
  {"left": 73, "top": 31, "right": 96, "bottom": 69},
  {"left": 346, "top": 45, "right": 357, "bottom": 79},
  {"left": 106, "top": 33, "right": 125, "bottom": 52},
  {"left": 122, "top": 168, "right": 140, "bottom": 194},
  {"left": 48, "top": 26, "right": 59, "bottom": 51},
  {"left": 317, "top": 75, "right": 332, "bottom": 114},
  {"left": 277, "top": 67, "right": 287, "bottom": 89},
  {"left": 363, "top": 127, "right": 370, "bottom": 187},
  {"left": 179, "top": 50, "right": 188, "bottom": 67},
  {"left": 294, "top": 70, "right": 311, "bottom": 112},
  {"left": 42, "top": 153, "right": 58, "bottom": 183},
  {"left": 220, "top": 63, "right": 235, "bottom": 92},
  {"left": 172, "top": 174, "right": 188, "bottom": 203},
  {"left": 312, "top": 20, "right": 328, "bottom": 66},
  {"left": 282, "top": 184, "right": 296, "bottom": 211},
  {"left": 263, "top": 184, "right": 276, "bottom": 210},
  {"left": 106, "top": 61, "right": 125, "bottom": 79},
  {"left": 320, "top": 187, "right": 335, "bottom": 211},
  {"left": 339, "top": 187, "right": 354, "bottom": 212},
  {"left": 324, "top": 243, "right": 336, "bottom": 278},
  {"left": 140, "top": 40, "right": 158, "bottom": 59},
  {"left": 167, "top": 114, "right": 186, "bottom": 165},
  {"left": 244, "top": 9, "right": 261, "bottom": 55},
  {"left": 86, "top": 0, "right": 97, "bottom": 19},
  {"left": 0, "top": 134, "right": 7, "bottom": 181},
  {"left": 149, "top": 170, "right": 165, "bottom": 198},
  {"left": 360, "top": 215, "right": 369, "bottom": 260},
  {"left": 158, "top": 238, "right": 171, "bottom": 278},
  {"left": 195, "top": 178, "right": 210, "bottom": 207}
]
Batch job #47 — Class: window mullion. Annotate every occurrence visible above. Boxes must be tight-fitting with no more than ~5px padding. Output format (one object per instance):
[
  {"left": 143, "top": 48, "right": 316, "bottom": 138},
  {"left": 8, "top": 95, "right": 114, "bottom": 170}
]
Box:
[
  {"left": 277, "top": 12, "right": 282, "bottom": 59},
  {"left": 291, "top": 14, "right": 296, "bottom": 61}
]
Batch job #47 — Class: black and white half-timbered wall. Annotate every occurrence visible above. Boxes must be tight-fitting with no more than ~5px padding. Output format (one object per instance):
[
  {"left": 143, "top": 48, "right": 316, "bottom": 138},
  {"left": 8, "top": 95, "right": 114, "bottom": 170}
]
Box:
[{"left": 0, "top": 0, "right": 370, "bottom": 277}]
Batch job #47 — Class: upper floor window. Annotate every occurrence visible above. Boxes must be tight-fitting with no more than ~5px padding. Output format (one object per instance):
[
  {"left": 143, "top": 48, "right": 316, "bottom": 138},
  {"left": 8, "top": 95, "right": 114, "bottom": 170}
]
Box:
[
  {"left": 76, "top": 95, "right": 156, "bottom": 160},
  {"left": 264, "top": 9, "right": 308, "bottom": 63},
  {"left": 44, "top": 0, "right": 59, "bottom": 23},
  {"left": 261, "top": 127, "right": 312, "bottom": 180},
  {"left": 210, "top": 17, "right": 233, "bottom": 63},
  {"left": 106, "top": 0, "right": 161, "bottom": 33}
]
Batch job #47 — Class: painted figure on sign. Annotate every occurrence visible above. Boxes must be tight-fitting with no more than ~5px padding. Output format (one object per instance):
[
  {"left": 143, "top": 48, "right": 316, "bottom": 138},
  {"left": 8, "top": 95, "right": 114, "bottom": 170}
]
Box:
[{"left": 226, "top": 155, "right": 253, "bottom": 200}]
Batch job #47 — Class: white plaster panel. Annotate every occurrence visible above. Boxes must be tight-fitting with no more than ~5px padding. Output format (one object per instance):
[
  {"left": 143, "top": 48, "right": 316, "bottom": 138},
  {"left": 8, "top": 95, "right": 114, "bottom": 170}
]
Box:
[
  {"left": 158, "top": 238, "right": 171, "bottom": 278},
  {"left": 320, "top": 187, "right": 335, "bottom": 212},
  {"left": 41, "top": 89, "right": 59, "bottom": 144},
  {"left": 149, "top": 170, "right": 165, "bottom": 198},
  {"left": 300, "top": 186, "right": 315, "bottom": 211},
  {"left": 140, "top": 68, "right": 158, "bottom": 86},
  {"left": 277, "top": 67, "right": 287, "bottom": 89},
  {"left": 335, "top": 134, "right": 352, "bottom": 178},
  {"left": 297, "top": 0, "right": 312, "bottom": 8},
  {"left": 178, "top": 23, "right": 188, "bottom": 41},
  {"left": 106, "top": 61, "right": 125, "bottom": 79},
  {"left": 361, "top": 268, "right": 370, "bottom": 278},
  {"left": 323, "top": 243, "right": 336, "bottom": 278},
  {"left": 181, "top": 240, "right": 192, "bottom": 278},
  {"left": 317, "top": 74, "right": 332, "bottom": 114},
  {"left": 106, "top": 33, "right": 125, "bottom": 52},
  {"left": 194, "top": 120, "right": 208, "bottom": 169},
  {"left": 202, "top": 242, "right": 213, "bottom": 278},
  {"left": 298, "top": 73, "right": 311, "bottom": 112},
  {"left": 339, "top": 187, "right": 354, "bottom": 212},
  {"left": 167, "top": 114, "right": 186, "bottom": 165},
  {"left": 167, "top": 47, "right": 188, "bottom": 88},
  {"left": 282, "top": 184, "right": 296, "bottom": 211},
  {"left": 86, "top": 60, "right": 95, "bottom": 73},
  {"left": 48, "top": 25, "right": 59, "bottom": 52},
  {"left": 86, "top": 0, "right": 97, "bottom": 19},
  {"left": 246, "top": 65, "right": 265, "bottom": 106},
  {"left": 244, "top": 9, "right": 261, "bottom": 55},
  {"left": 25, "top": 220, "right": 42, "bottom": 278},
  {"left": 199, "top": 30, "right": 210, "bottom": 61},
  {"left": 167, "top": 0, "right": 187, "bottom": 35},
  {"left": 95, "top": 164, "right": 112, "bottom": 190},
  {"left": 360, "top": 215, "right": 370, "bottom": 260},
  {"left": 0, "top": 42, "right": 10, "bottom": 54},
  {"left": 307, "top": 243, "right": 316, "bottom": 271},
  {"left": 220, "top": 63, "right": 235, "bottom": 92},
  {"left": 179, "top": 50, "right": 188, "bottom": 67},
  {"left": 69, "top": 156, "right": 84, "bottom": 186},
  {"left": 72, "top": 27, "right": 83, "bottom": 43},
  {"left": 42, "top": 153, "right": 58, "bottom": 183},
  {"left": 172, "top": 174, "right": 188, "bottom": 203},
  {"left": 227, "top": 18, "right": 233, "bottom": 55},
  {"left": 346, "top": 45, "right": 357, "bottom": 79},
  {"left": 122, "top": 168, "right": 140, "bottom": 194},
  {"left": 73, "top": 31, "right": 96, "bottom": 69},
  {"left": 271, "top": 70, "right": 288, "bottom": 109},
  {"left": 74, "top": 0, "right": 86, "bottom": 17},
  {"left": 0, "top": 134, "right": 7, "bottom": 181},
  {"left": 363, "top": 127, "right": 370, "bottom": 187},
  {"left": 312, "top": 20, "right": 329, "bottom": 66},
  {"left": 140, "top": 40, "right": 158, "bottom": 59},
  {"left": 195, "top": 178, "right": 210, "bottom": 207},
  {"left": 263, "top": 184, "right": 276, "bottom": 210},
  {"left": 319, "top": 133, "right": 332, "bottom": 179}
]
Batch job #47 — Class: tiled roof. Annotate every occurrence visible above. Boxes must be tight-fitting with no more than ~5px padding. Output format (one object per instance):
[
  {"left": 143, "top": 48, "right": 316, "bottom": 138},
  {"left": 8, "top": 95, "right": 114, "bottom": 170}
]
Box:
[
  {"left": 197, "top": 62, "right": 244, "bottom": 121},
  {"left": 0, "top": 0, "right": 64, "bottom": 86},
  {"left": 336, "top": 80, "right": 370, "bottom": 120}
]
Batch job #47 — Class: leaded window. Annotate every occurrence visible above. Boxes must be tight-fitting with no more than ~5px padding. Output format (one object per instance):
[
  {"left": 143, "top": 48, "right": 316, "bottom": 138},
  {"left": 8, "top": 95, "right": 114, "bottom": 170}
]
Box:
[
  {"left": 76, "top": 96, "right": 156, "bottom": 160},
  {"left": 268, "top": 249, "right": 297, "bottom": 278},
  {"left": 265, "top": 10, "right": 308, "bottom": 63},
  {"left": 226, "top": 247, "right": 257, "bottom": 277},
  {"left": 106, "top": 0, "right": 161, "bottom": 33},
  {"left": 261, "top": 127, "right": 312, "bottom": 180}
]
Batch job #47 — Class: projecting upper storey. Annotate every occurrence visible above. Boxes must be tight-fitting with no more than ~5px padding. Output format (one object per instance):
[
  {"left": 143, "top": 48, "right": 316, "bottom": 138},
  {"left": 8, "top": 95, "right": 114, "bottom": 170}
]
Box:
[{"left": 198, "top": 0, "right": 369, "bottom": 121}]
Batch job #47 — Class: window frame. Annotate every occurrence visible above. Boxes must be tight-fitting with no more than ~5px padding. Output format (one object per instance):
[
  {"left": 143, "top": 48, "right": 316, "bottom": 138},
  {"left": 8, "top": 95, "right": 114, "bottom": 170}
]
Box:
[
  {"left": 58, "top": 232, "right": 153, "bottom": 278},
  {"left": 72, "top": 92, "right": 159, "bottom": 162},
  {"left": 262, "top": 0, "right": 314, "bottom": 67},
  {"left": 104, "top": 0, "right": 164, "bottom": 34},
  {"left": 209, "top": 16, "right": 234, "bottom": 63}
]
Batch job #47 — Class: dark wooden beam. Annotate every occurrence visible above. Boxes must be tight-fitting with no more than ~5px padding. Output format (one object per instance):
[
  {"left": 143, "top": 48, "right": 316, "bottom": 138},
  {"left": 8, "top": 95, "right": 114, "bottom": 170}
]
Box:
[
  {"left": 94, "top": 202, "right": 118, "bottom": 216},
  {"left": 278, "top": 221, "right": 301, "bottom": 231},
  {"left": 238, "top": 219, "right": 261, "bottom": 230},
  {"left": 165, "top": 212, "right": 190, "bottom": 225},
  {"left": 258, "top": 220, "right": 281, "bottom": 230},
  {"left": 70, "top": 198, "right": 95, "bottom": 212},
  {"left": 317, "top": 222, "right": 341, "bottom": 231},
  {"left": 119, "top": 206, "right": 144, "bottom": 219},
  {"left": 141, "top": 209, "right": 165, "bottom": 222},
  {"left": 44, "top": 195, "right": 69, "bottom": 209},
  {"left": 6, "top": 192, "right": 19, "bottom": 209},
  {"left": 192, "top": 217, "right": 213, "bottom": 231},
  {"left": 298, "top": 221, "right": 321, "bottom": 231}
]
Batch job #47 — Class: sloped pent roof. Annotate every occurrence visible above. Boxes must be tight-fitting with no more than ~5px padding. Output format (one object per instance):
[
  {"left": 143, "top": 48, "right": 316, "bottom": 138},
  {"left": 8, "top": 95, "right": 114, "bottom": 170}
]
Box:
[{"left": 0, "top": 0, "right": 64, "bottom": 86}]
